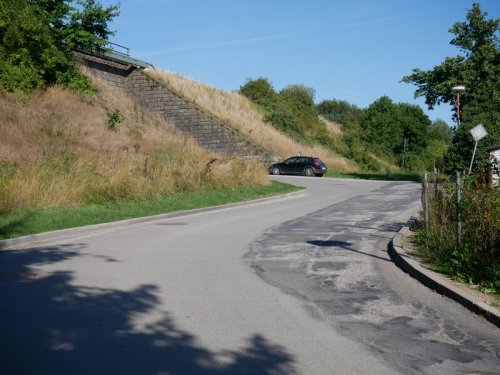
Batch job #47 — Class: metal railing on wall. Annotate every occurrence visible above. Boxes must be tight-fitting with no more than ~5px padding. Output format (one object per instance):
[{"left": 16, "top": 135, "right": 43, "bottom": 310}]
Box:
[{"left": 107, "top": 42, "right": 130, "bottom": 56}]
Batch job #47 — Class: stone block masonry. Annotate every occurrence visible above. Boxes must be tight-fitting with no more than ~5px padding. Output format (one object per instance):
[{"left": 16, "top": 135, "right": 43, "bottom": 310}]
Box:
[{"left": 75, "top": 51, "right": 272, "bottom": 163}]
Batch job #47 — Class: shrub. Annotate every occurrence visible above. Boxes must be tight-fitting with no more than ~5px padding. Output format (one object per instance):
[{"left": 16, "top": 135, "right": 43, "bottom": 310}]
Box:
[
  {"left": 239, "top": 78, "right": 276, "bottom": 110},
  {"left": 317, "top": 99, "right": 364, "bottom": 125},
  {"left": 106, "top": 109, "right": 121, "bottom": 130},
  {"left": 418, "top": 176, "right": 500, "bottom": 292}
]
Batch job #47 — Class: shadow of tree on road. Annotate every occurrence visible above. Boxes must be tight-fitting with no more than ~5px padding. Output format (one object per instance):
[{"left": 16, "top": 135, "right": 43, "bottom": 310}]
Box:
[
  {"left": 308, "top": 240, "right": 391, "bottom": 263},
  {"left": 0, "top": 245, "right": 297, "bottom": 375}
]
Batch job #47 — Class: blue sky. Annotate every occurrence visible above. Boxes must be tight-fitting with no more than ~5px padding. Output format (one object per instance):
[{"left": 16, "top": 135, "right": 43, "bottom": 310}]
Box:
[{"left": 100, "top": 0, "right": 499, "bottom": 124}]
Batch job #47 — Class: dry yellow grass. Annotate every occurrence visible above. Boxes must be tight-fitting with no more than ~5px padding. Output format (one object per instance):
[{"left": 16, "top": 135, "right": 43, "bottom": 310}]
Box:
[
  {"left": 146, "top": 69, "right": 358, "bottom": 171},
  {"left": 0, "top": 80, "right": 268, "bottom": 212},
  {"left": 319, "top": 116, "right": 343, "bottom": 136}
]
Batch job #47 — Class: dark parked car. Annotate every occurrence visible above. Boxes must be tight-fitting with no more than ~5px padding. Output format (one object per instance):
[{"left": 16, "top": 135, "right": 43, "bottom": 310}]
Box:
[{"left": 270, "top": 156, "right": 327, "bottom": 177}]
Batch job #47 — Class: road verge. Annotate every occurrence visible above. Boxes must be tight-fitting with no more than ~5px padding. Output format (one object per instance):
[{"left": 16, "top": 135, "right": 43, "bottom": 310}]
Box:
[{"left": 389, "top": 219, "right": 500, "bottom": 328}]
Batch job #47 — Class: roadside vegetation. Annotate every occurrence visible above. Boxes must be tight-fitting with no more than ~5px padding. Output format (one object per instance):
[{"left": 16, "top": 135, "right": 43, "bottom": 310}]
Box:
[
  {"left": 417, "top": 177, "right": 499, "bottom": 293},
  {"left": 406, "top": 4, "right": 500, "bottom": 293}
]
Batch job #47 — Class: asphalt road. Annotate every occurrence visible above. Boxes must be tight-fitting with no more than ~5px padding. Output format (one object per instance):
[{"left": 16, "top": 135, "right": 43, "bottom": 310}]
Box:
[{"left": 0, "top": 176, "right": 498, "bottom": 374}]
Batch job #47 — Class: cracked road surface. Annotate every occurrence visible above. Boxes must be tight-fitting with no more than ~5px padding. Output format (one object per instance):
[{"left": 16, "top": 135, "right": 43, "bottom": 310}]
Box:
[{"left": 0, "top": 176, "right": 498, "bottom": 374}]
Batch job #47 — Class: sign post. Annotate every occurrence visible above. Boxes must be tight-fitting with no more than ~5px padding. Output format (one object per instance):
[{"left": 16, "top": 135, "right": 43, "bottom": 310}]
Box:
[
  {"left": 402, "top": 138, "right": 409, "bottom": 169},
  {"left": 468, "top": 124, "right": 488, "bottom": 175}
]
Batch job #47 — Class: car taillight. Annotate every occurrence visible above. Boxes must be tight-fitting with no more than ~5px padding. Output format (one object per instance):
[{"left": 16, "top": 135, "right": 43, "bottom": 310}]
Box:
[{"left": 313, "top": 159, "right": 320, "bottom": 167}]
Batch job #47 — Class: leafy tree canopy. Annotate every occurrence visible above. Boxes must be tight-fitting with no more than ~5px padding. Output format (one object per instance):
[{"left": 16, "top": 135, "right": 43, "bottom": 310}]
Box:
[
  {"left": 278, "top": 84, "right": 315, "bottom": 117},
  {"left": 402, "top": 3, "right": 499, "bottom": 114},
  {"left": 362, "top": 96, "right": 404, "bottom": 155},
  {"left": 361, "top": 96, "right": 432, "bottom": 170},
  {"left": 240, "top": 78, "right": 331, "bottom": 144},
  {"left": 429, "top": 119, "right": 454, "bottom": 145},
  {"left": 316, "top": 99, "right": 364, "bottom": 125},
  {"left": 402, "top": 3, "right": 499, "bottom": 173},
  {"left": 239, "top": 77, "right": 276, "bottom": 108},
  {"left": 0, "top": 0, "right": 119, "bottom": 93}
]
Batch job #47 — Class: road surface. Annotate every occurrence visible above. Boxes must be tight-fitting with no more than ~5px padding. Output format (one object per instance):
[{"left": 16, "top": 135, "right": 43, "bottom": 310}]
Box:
[{"left": 0, "top": 176, "right": 498, "bottom": 374}]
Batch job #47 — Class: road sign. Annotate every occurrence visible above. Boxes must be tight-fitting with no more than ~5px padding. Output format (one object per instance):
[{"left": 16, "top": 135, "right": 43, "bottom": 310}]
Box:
[
  {"left": 468, "top": 124, "right": 488, "bottom": 174},
  {"left": 469, "top": 124, "right": 487, "bottom": 142}
]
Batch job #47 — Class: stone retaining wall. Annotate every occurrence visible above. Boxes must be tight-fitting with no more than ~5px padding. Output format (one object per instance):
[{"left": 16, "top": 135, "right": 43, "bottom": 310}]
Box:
[{"left": 75, "top": 51, "right": 271, "bottom": 162}]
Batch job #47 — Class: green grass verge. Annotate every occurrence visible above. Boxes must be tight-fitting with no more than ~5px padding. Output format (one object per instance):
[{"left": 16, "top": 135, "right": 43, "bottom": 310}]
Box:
[
  {"left": 0, "top": 181, "right": 302, "bottom": 240},
  {"left": 326, "top": 171, "right": 420, "bottom": 181}
]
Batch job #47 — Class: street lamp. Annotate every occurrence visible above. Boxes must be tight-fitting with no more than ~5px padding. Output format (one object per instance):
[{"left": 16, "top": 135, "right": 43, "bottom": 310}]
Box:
[{"left": 452, "top": 85, "right": 465, "bottom": 126}]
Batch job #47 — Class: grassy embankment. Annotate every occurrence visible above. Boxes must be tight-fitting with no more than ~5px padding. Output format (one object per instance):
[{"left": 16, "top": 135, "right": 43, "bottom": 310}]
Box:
[
  {"left": 146, "top": 69, "right": 359, "bottom": 172},
  {"left": 0, "top": 78, "right": 301, "bottom": 239}
]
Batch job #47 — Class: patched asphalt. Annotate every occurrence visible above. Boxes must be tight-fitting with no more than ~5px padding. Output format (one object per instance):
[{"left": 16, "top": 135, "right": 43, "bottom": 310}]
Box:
[{"left": 246, "top": 181, "right": 500, "bottom": 374}]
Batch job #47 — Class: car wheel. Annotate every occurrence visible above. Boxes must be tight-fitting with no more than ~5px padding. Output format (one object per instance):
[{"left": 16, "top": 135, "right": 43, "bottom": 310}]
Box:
[
  {"left": 305, "top": 167, "right": 314, "bottom": 177},
  {"left": 272, "top": 167, "right": 280, "bottom": 175}
]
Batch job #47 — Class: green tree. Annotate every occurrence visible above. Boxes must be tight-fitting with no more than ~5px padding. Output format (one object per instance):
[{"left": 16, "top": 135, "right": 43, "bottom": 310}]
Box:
[
  {"left": 402, "top": 3, "right": 499, "bottom": 173},
  {"left": 239, "top": 78, "right": 277, "bottom": 110},
  {"left": 0, "top": 0, "right": 119, "bottom": 93},
  {"left": 361, "top": 97, "right": 432, "bottom": 170},
  {"left": 278, "top": 85, "right": 315, "bottom": 113},
  {"left": 428, "top": 119, "right": 454, "bottom": 145},
  {"left": 29, "top": 0, "right": 119, "bottom": 53},
  {"left": 66, "top": 0, "right": 120, "bottom": 52},
  {"left": 316, "top": 99, "right": 364, "bottom": 125},
  {"left": 240, "top": 79, "right": 328, "bottom": 143},
  {"left": 424, "top": 138, "right": 449, "bottom": 170},
  {"left": 0, "top": 0, "right": 61, "bottom": 91},
  {"left": 362, "top": 96, "right": 403, "bottom": 155},
  {"left": 277, "top": 84, "right": 329, "bottom": 144},
  {"left": 396, "top": 102, "right": 431, "bottom": 155}
]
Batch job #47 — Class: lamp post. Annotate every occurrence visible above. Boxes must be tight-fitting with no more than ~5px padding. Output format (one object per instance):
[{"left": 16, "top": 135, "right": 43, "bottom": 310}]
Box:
[{"left": 452, "top": 85, "right": 465, "bottom": 126}]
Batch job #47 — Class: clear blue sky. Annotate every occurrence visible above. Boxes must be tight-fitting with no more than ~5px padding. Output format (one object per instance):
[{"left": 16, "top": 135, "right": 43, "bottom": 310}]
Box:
[{"left": 100, "top": 0, "right": 499, "bottom": 124}]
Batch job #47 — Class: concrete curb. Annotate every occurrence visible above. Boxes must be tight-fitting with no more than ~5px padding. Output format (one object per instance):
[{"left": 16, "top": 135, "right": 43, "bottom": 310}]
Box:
[
  {"left": 0, "top": 189, "right": 306, "bottom": 251},
  {"left": 389, "top": 219, "right": 500, "bottom": 328}
]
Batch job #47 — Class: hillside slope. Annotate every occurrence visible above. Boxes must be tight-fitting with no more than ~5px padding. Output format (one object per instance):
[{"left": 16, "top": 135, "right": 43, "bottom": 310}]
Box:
[
  {"left": 0, "top": 80, "right": 268, "bottom": 212},
  {"left": 146, "top": 69, "right": 358, "bottom": 172}
]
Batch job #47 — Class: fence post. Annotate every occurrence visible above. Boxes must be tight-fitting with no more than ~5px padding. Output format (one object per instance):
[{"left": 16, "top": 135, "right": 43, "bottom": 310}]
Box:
[
  {"left": 433, "top": 168, "right": 438, "bottom": 197},
  {"left": 456, "top": 171, "right": 462, "bottom": 250}
]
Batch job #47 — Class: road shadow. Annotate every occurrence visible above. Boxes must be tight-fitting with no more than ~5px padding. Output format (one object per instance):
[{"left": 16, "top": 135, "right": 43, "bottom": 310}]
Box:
[
  {"left": 0, "top": 245, "right": 297, "bottom": 375},
  {"left": 307, "top": 239, "right": 391, "bottom": 262},
  {"left": 0, "top": 214, "right": 31, "bottom": 245}
]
